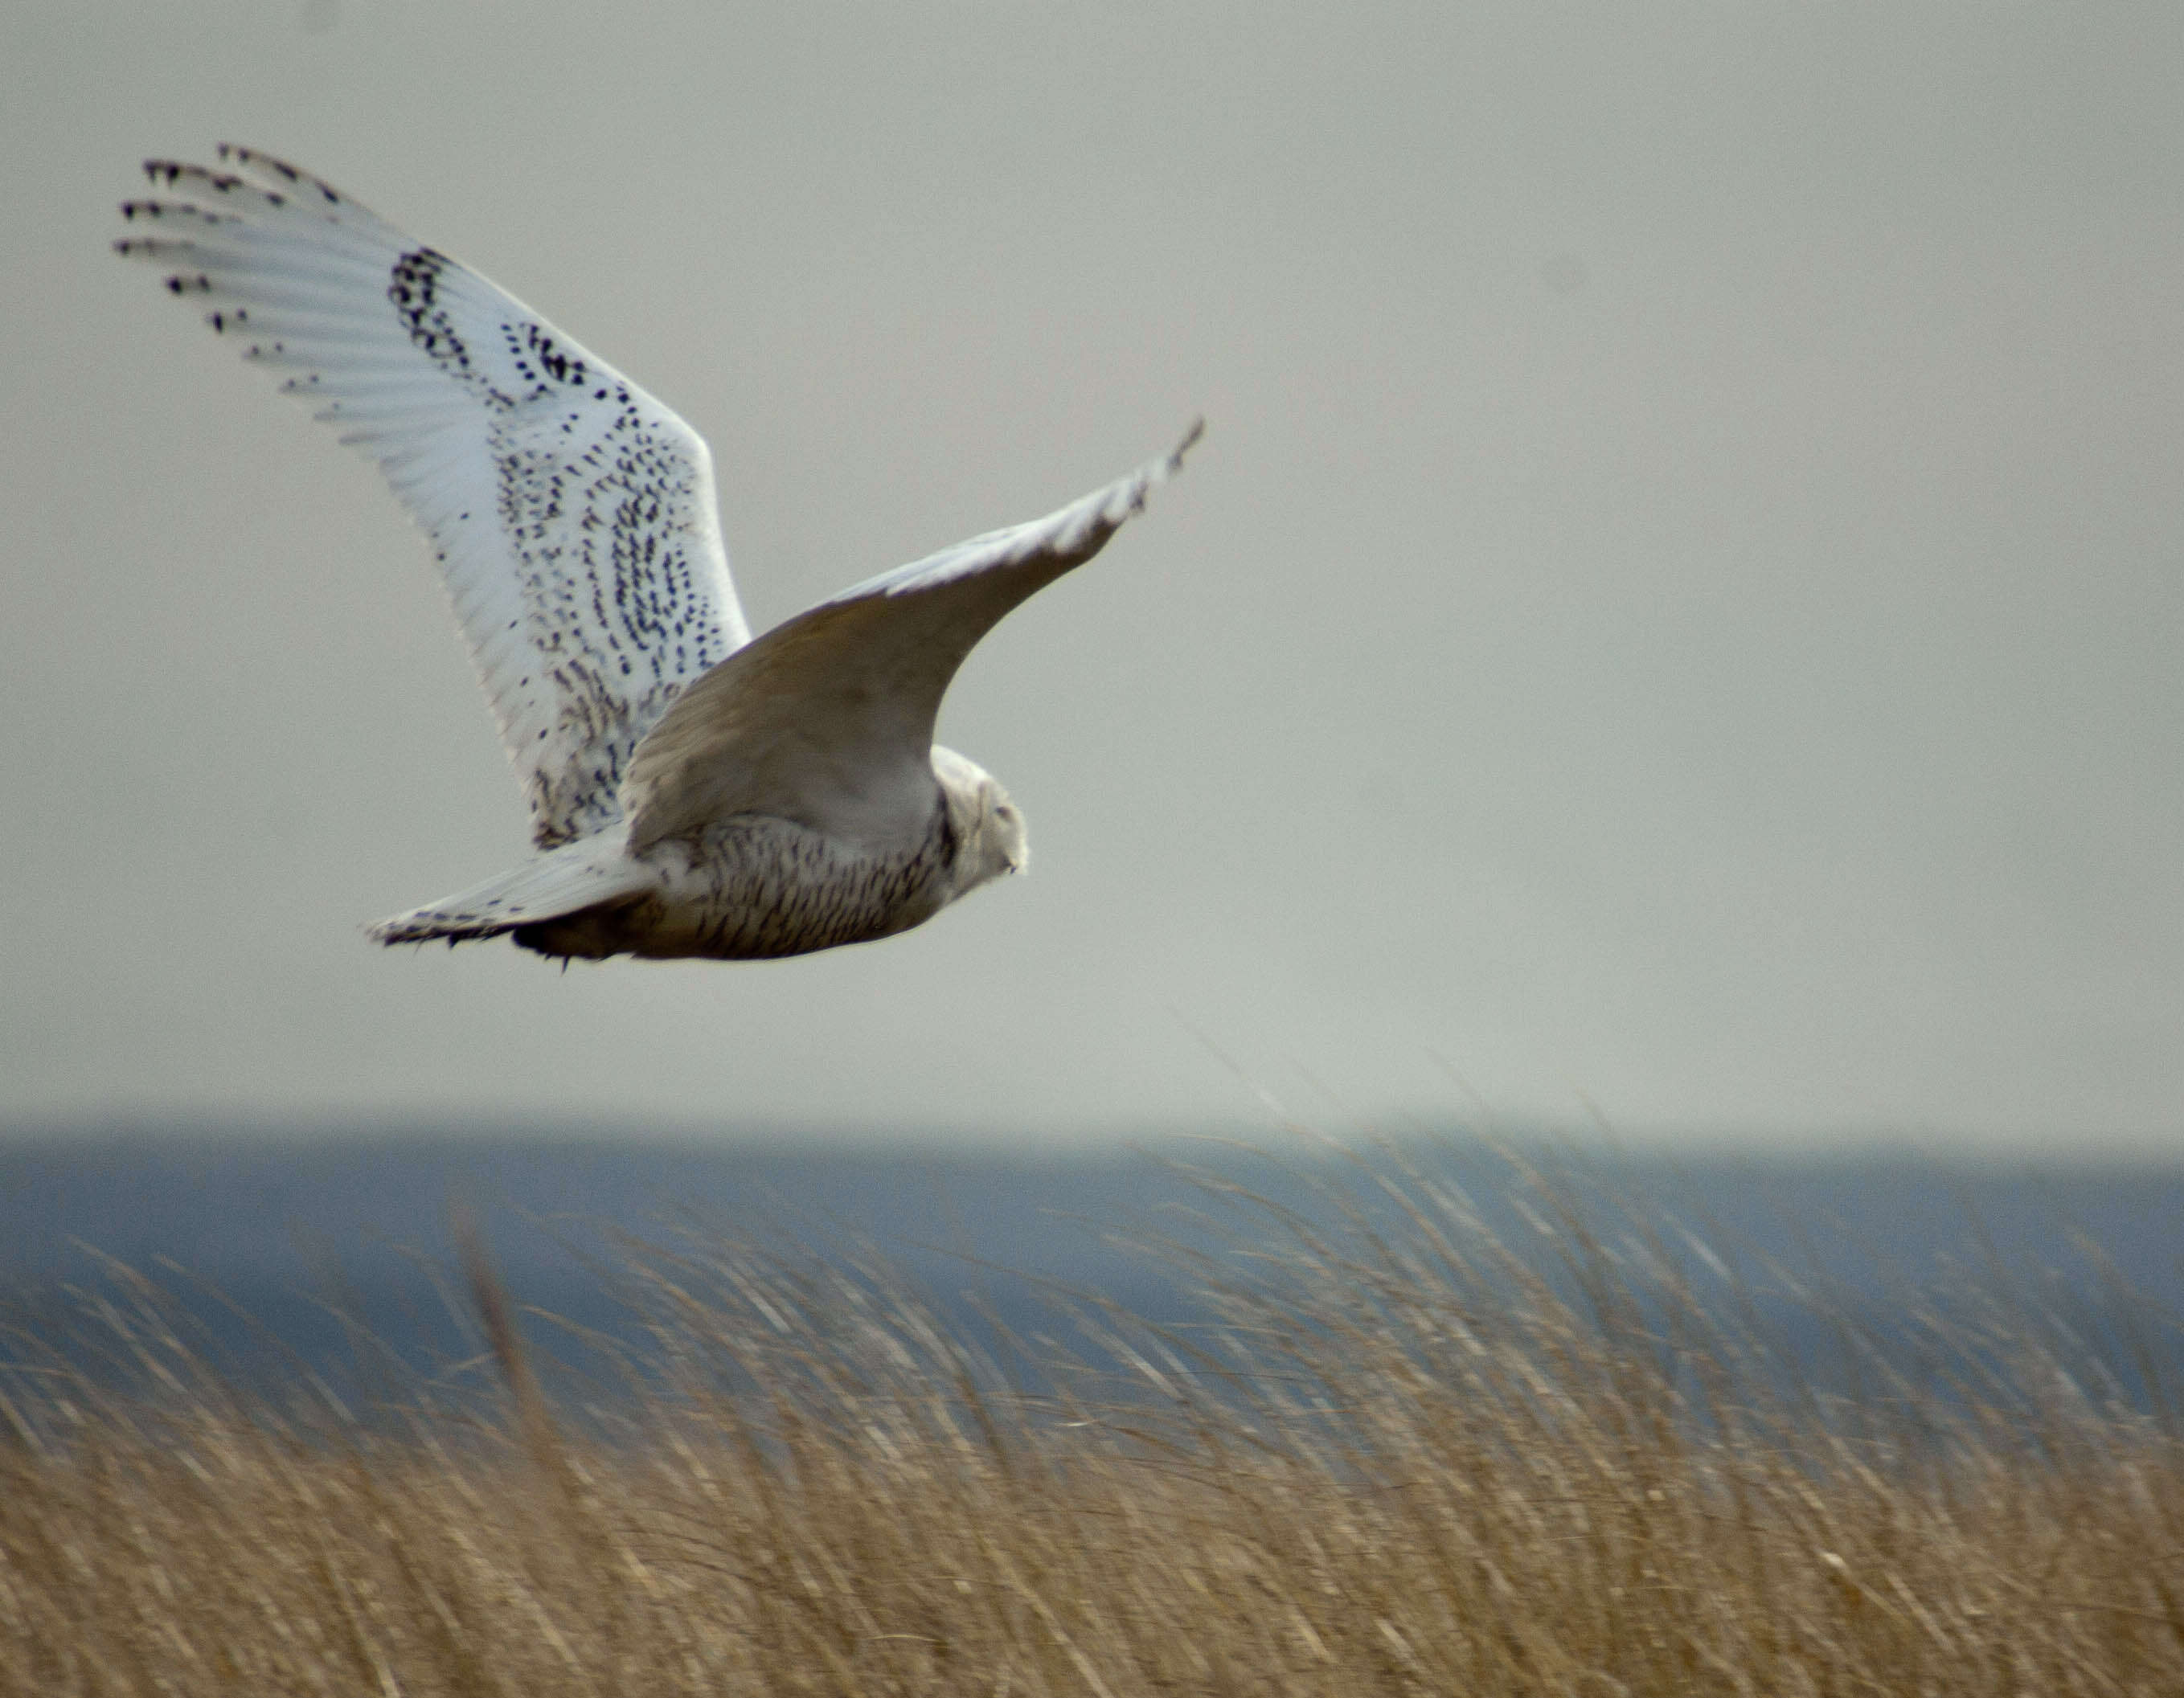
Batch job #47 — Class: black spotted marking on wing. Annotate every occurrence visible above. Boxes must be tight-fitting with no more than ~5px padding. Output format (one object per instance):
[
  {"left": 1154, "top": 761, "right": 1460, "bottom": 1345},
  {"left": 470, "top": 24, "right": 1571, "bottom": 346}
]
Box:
[
  {"left": 491, "top": 417, "right": 735, "bottom": 839},
  {"left": 369, "top": 243, "right": 738, "bottom": 843},
  {"left": 118, "top": 150, "right": 747, "bottom": 850},
  {"left": 217, "top": 142, "right": 342, "bottom": 207},
  {"left": 390, "top": 248, "right": 480, "bottom": 383},
  {"left": 520, "top": 321, "right": 586, "bottom": 387}
]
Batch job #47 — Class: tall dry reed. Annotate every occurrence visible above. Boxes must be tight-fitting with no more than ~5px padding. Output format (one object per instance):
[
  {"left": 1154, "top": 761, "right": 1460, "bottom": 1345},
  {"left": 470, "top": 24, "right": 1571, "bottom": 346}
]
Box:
[{"left": 2, "top": 1146, "right": 2179, "bottom": 1695}]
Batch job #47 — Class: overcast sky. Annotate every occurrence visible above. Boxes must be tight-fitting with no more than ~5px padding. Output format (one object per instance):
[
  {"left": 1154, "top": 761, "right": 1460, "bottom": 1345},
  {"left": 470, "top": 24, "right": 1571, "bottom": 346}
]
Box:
[{"left": 5, "top": 2, "right": 2182, "bottom": 1152}]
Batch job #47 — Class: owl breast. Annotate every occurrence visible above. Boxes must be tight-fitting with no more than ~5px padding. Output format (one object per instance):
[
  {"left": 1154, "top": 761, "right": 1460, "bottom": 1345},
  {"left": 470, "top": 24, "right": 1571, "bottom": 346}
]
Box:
[{"left": 512, "top": 810, "right": 957, "bottom": 962}]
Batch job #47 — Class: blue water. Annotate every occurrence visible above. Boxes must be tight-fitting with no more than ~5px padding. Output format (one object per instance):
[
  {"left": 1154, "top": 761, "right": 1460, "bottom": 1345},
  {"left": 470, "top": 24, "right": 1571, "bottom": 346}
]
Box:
[{"left": 3, "top": 1127, "right": 2178, "bottom": 1421}]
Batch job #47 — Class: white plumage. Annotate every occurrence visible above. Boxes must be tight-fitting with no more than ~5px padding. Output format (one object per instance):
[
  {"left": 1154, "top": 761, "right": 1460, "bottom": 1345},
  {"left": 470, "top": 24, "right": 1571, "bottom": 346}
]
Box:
[{"left": 117, "top": 147, "right": 1197, "bottom": 962}]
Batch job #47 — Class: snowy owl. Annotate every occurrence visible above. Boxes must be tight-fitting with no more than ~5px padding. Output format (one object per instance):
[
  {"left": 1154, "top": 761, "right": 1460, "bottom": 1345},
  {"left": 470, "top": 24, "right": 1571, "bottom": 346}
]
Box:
[{"left": 117, "top": 147, "right": 1198, "bottom": 963}]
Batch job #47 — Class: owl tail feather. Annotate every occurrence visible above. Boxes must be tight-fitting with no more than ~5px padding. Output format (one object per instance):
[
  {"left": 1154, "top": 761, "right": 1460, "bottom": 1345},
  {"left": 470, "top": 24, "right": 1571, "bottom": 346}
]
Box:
[{"left": 367, "top": 829, "right": 651, "bottom": 947}]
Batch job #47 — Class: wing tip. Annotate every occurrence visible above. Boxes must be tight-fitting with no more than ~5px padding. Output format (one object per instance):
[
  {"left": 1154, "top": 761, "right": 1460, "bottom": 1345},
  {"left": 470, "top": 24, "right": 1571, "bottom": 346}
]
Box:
[
  {"left": 1129, "top": 415, "right": 1206, "bottom": 508},
  {"left": 1108, "top": 415, "right": 1205, "bottom": 525},
  {"left": 216, "top": 142, "right": 341, "bottom": 203},
  {"left": 1165, "top": 415, "right": 1207, "bottom": 478},
  {"left": 130, "top": 146, "right": 354, "bottom": 226}
]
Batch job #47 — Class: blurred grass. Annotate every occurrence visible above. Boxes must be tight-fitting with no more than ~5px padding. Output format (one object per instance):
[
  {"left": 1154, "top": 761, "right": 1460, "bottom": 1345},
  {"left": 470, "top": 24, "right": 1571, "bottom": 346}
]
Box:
[{"left": 2, "top": 1145, "right": 2181, "bottom": 1695}]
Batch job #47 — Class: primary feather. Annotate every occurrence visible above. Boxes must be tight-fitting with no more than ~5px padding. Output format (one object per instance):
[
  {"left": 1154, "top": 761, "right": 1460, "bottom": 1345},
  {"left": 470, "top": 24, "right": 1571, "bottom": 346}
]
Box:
[
  {"left": 117, "top": 147, "right": 745, "bottom": 849},
  {"left": 119, "top": 148, "right": 1197, "bottom": 964}
]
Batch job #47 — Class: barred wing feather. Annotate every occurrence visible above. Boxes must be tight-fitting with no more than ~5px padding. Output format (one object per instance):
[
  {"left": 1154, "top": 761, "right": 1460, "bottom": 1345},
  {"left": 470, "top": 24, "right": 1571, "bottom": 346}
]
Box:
[
  {"left": 622, "top": 422, "right": 1200, "bottom": 852},
  {"left": 115, "top": 146, "right": 749, "bottom": 847}
]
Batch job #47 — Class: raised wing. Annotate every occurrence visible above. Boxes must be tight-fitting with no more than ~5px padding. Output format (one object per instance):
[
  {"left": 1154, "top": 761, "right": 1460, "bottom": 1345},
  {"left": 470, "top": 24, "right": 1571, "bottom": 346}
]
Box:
[
  {"left": 621, "top": 422, "right": 1201, "bottom": 852},
  {"left": 116, "top": 146, "right": 750, "bottom": 847}
]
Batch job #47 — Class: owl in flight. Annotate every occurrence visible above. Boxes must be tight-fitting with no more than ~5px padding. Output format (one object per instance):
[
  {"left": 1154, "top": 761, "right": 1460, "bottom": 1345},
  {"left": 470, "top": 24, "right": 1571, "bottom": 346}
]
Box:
[{"left": 118, "top": 147, "right": 1196, "bottom": 962}]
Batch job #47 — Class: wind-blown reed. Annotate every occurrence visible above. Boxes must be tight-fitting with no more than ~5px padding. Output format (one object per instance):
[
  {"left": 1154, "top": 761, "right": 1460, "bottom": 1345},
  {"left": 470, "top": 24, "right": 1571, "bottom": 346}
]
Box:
[{"left": 3, "top": 1149, "right": 2179, "bottom": 1694}]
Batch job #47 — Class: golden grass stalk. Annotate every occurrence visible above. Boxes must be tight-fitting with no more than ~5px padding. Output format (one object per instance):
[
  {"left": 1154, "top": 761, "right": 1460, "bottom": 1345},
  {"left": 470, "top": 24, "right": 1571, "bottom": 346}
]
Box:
[{"left": 1, "top": 1148, "right": 2179, "bottom": 1695}]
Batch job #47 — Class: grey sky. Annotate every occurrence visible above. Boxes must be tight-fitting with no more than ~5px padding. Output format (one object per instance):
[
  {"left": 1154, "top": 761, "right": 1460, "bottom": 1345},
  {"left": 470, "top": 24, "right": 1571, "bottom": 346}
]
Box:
[{"left": 5, "top": 2, "right": 2181, "bottom": 1150}]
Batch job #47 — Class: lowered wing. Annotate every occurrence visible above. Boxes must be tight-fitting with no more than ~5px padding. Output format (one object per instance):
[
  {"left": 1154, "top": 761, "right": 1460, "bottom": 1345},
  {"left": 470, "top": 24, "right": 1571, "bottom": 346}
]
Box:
[
  {"left": 621, "top": 422, "right": 1201, "bottom": 853},
  {"left": 117, "top": 145, "right": 749, "bottom": 847}
]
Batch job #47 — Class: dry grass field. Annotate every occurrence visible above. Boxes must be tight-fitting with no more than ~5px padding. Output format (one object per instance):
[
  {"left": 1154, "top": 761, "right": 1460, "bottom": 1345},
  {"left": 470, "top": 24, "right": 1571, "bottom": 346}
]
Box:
[{"left": 2, "top": 1148, "right": 2181, "bottom": 1696}]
